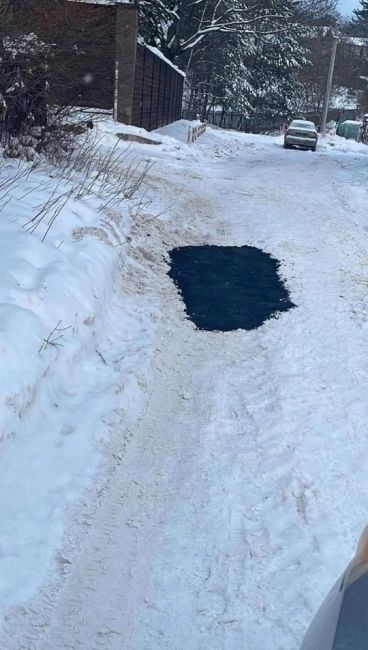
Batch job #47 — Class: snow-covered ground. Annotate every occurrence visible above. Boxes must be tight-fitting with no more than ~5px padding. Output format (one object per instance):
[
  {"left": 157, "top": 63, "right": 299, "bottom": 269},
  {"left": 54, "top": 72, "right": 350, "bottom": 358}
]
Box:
[
  {"left": 1, "top": 122, "right": 368, "bottom": 649},
  {"left": 0, "top": 133, "right": 159, "bottom": 622}
]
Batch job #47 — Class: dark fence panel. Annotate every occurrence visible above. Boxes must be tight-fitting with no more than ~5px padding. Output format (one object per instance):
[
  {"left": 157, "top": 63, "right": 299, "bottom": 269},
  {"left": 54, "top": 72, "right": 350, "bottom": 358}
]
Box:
[{"left": 133, "top": 45, "right": 184, "bottom": 131}]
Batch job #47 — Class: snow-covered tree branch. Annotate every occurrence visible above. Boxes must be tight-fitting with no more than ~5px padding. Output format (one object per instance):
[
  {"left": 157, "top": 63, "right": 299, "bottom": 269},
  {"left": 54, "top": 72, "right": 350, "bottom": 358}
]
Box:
[{"left": 141, "top": 0, "right": 309, "bottom": 126}]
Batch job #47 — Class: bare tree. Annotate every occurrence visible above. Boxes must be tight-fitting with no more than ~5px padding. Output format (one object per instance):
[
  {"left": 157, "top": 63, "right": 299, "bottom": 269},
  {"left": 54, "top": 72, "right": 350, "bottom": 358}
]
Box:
[
  {"left": 140, "top": 0, "right": 301, "bottom": 66},
  {"left": 296, "top": 0, "right": 339, "bottom": 26}
]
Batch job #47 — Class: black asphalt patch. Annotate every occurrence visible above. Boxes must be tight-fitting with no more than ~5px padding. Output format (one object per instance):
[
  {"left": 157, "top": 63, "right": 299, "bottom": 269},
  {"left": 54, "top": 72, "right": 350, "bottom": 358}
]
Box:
[{"left": 168, "top": 245, "right": 295, "bottom": 331}]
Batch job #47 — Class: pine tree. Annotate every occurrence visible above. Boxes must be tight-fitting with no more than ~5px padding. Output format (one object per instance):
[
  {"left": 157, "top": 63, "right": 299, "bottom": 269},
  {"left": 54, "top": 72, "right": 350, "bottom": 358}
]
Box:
[
  {"left": 140, "top": 0, "right": 308, "bottom": 125},
  {"left": 296, "top": 0, "right": 338, "bottom": 26},
  {"left": 140, "top": 0, "right": 305, "bottom": 66},
  {"left": 184, "top": 30, "right": 255, "bottom": 120},
  {"left": 352, "top": 0, "right": 368, "bottom": 35},
  {"left": 242, "top": 0, "right": 308, "bottom": 126},
  {"left": 139, "top": 0, "right": 178, "bottom": 55}
]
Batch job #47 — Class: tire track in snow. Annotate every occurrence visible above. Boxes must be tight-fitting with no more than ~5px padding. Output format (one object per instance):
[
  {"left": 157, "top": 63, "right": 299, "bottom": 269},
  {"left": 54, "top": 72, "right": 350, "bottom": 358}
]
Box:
[
  {"left": 4, "top": 138, "right": 368, "bottom": 649},
  {"left": 12, "top": 332, "right": 246, "bottom": 649}
]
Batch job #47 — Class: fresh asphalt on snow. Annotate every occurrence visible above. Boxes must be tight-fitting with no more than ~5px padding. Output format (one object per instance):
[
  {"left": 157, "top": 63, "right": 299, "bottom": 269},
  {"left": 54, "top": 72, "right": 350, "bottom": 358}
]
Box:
[
  {"left": 3, "top": 128, "right": 368, "bottom": 649},
  {"left": 168, "top": 244, "right": 295, "bottom": 331}
]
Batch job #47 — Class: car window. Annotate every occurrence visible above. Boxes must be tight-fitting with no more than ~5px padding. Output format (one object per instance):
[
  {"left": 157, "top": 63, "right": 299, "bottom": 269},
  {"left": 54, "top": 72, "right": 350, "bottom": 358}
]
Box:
[{"left": 291, "top": 121, "right": 315, "bottom": 130}]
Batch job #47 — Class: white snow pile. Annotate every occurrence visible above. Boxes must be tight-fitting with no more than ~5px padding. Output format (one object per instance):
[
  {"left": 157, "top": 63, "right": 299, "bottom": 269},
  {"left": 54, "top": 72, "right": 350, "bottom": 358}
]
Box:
[
  {"left": 0, "top": 117, "right": 245, "bottom": 625},
  {"left": 0, "top": 135, "right": 157, "bottom": 618}
]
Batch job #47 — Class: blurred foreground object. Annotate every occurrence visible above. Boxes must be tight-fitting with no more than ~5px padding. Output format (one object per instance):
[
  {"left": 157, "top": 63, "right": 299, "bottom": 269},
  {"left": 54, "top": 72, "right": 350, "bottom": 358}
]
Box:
[{"left": 302, "top": 527, "right": 368, "bottom": 650}]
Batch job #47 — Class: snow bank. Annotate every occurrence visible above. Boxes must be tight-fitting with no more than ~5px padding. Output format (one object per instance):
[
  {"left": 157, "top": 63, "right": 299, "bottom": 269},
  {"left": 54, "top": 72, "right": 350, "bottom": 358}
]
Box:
[
  {"left": 0, "top": 141, "right": 156, "bottom": 618},
  {"left": 319, "top": 133, "right": 368, "bottom": 155},
  {"left": 0, "top": 116, "right": 245, "bottom": 622}
]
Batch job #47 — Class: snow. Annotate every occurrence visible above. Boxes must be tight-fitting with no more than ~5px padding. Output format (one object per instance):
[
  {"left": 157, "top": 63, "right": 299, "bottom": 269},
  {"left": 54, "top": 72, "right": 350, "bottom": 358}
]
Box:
[
  {"left": 0, "top": 140, "right": 157, "bottom": 622},
  {"left": 2, "top": 33, "right": 51, "bottom": 58},
  {"left": 2, "top": 120, "right": 368, "bottom": 649},
  {"left": 338, "top": 119, "right": 362, "bottom": 125},
  {"left": 142, "top": 42, "right": 186, "bottom": 77},
  {"left": 342, "top": 35, "right": 368, "bottom": 47},
  {"left": 330, "top": 86, "right": 358, "bottom": 110},
  {"left": 290, "top": 120, "right": 316, "bottom": 129}
]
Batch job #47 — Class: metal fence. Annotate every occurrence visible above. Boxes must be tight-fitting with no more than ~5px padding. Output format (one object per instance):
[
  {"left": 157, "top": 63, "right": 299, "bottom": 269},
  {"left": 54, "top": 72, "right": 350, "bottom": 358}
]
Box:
[
  {"left": 132, "top": 44, "right": 184, "bottom": 131},
  {"left": 204, "top": 108, "right": 358, "bottom": 133}
]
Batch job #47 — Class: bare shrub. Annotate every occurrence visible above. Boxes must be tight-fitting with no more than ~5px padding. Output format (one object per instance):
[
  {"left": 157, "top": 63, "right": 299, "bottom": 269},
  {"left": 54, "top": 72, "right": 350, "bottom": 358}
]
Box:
[
  {"left": 0, "top": 0, "right": 114, "bottom": 158},
  {"left": 39, "top": 321, "right": 72, "bottom": 353},
  {"left": 0, "top": 130, "right": 152, "bottom": 240}
]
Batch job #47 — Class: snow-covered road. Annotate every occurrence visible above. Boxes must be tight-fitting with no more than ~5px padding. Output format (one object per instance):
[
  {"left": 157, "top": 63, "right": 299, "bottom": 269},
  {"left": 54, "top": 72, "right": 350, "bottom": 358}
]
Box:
[{"left": 3, "top": 127, "right": 368, "bottom": 649}]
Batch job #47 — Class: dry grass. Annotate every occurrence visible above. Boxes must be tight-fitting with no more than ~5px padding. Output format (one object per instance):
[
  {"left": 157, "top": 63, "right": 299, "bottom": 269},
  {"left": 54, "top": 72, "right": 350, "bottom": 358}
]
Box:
[{"left": 0, "top": 131, "right": 152, "bottom": 241}]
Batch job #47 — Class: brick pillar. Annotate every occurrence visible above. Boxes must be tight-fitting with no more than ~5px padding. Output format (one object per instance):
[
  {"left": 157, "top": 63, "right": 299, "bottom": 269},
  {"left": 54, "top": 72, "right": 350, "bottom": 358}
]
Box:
[{"left": 114, "top": 2, "right": 138, "bottom": 124}]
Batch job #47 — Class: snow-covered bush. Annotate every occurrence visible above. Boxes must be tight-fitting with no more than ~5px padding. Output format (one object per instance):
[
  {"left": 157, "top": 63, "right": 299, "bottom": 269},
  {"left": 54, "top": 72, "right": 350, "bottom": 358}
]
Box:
[{"left": 0, "top": 32, "right": 54, "bottom": 154}]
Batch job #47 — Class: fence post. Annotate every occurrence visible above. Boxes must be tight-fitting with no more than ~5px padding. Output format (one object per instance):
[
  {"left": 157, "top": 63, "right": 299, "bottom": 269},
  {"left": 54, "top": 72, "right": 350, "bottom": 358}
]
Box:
[
  {"left": 188, "top": 122, "right": 208, "bottom": 143},
  {"left": 156, "top": 58, "right": 163, "bottom": 129},
  {"left": 172, "top": 74, "right": 177, "bottom": 123},
  {"left": 163, "top": 59, "right": 168, "bottom": 126},
  {"left": 140, "top": 45, "right": 146, "bottom": 128},
  {"left": 115, "top": 4, "right": 138, "bottom": 124},
  {"left": 148, "top": 53, "right": 155, "bottom": 131}
]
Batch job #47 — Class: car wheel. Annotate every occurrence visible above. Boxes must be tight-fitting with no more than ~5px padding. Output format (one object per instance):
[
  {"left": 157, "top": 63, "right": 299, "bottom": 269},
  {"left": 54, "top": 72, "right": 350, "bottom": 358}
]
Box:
[
  {"left": 311, "top": 146, "right": 316, "bottom": 152},
  {"left": 284, "top": 142, "right": 289, "bottom": 149}
]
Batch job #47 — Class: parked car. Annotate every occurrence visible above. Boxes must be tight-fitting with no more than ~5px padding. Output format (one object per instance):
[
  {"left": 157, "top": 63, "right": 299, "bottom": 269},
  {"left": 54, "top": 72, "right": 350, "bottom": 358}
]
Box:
[
  {"left": 284, "top": 120, "right": 318, "bottom": 151},
  {"left": 336, "top": 119, "right": 362, "bottom": 141}
]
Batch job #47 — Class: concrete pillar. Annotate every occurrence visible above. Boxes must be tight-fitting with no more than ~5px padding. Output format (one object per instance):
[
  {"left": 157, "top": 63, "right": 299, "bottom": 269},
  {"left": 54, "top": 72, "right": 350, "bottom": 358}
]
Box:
[{"left": 114, "top": 2, "right": 138, "bottom": 124}]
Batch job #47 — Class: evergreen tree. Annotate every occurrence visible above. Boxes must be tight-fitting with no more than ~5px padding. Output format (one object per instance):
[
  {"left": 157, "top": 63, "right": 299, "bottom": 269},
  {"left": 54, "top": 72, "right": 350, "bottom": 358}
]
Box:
[
  {"left": 184, "top": 30, "right": 255, "bottom": 120},
  {"left": 140, "top": 0, "right": 308, "bottom": 125},
  {"left": 351, "top": 0, "right": 368, "bottom": 35},
  {"left": 241, "top": 0, "right": 308, "bottom": 126},
  {"left": 139, "top": 0, "right": 302, "bottom": 67},
  {"left": 139, "top": 0, "right": 178, "bottom": 54}
]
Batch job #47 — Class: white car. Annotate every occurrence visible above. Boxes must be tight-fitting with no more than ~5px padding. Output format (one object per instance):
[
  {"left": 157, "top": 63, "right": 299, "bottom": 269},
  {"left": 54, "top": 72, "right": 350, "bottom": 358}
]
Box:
[{"left": 284, "top": 119, "right": 318, "bottom": 152}]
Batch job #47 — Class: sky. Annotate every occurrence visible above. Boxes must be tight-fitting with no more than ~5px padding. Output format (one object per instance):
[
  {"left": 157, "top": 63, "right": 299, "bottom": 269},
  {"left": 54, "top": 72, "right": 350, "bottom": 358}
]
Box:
[{"left": 340, "top": 0, "right": 359, "bottom": 15}]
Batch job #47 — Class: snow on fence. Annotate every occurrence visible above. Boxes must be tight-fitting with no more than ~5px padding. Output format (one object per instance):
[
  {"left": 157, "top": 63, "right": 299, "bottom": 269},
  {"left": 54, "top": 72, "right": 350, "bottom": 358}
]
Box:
[{"left": 187, "top": 121, "right": 207, "bottom": 143}]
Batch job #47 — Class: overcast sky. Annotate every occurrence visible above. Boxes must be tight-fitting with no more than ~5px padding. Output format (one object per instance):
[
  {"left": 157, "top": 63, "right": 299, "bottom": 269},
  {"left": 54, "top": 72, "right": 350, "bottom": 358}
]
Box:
[{"left": 339, "top": 0, "right": 359, "bottom": 15}]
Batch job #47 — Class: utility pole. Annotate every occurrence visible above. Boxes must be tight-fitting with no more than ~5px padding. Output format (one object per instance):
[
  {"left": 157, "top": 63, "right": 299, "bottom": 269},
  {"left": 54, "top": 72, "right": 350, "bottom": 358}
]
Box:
[{"left": 320, "top": 27, "right": 340, "bottom": 134}]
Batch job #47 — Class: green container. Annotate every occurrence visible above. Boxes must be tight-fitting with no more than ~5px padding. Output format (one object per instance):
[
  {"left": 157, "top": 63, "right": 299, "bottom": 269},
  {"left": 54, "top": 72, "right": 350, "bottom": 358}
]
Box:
[{"left": 336, "top": 120, "right": 361, "bottom": 140}]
